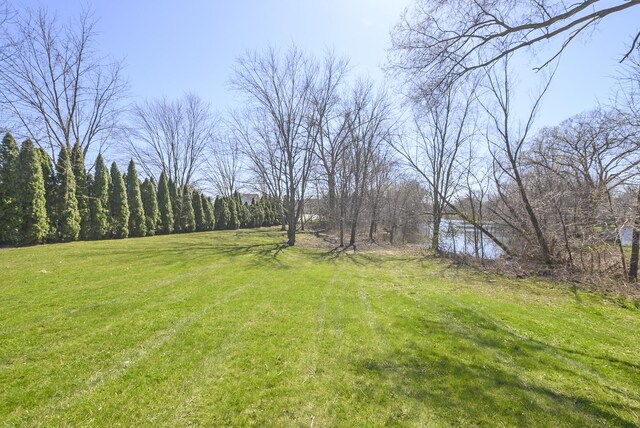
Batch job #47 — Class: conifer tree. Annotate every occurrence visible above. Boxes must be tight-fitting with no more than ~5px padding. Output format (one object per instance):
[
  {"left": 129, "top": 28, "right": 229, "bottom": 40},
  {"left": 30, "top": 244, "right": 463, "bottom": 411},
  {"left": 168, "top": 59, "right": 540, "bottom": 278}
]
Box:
[
  {"left": 0, "top": 133, "right": 21, "bottom": 245},
  {"left": 17, "top": 140, "right": 48, "bottom": 245},
  {"left": 240, "top": 203, "right": 251, "bottom": 228},
  {"left": 52, "top": 146, "right": 81, "bottom": 242},
  {"left": 85, "top": 172, "right": 95, "bottom": 238},
  {"left": 208, "top": 197, "right": 216, "bottom": 231},
  {"left": 251, "top": 199, "right": 265, "bottom": 228},
  {"left": 181, "top": 185, "right": 196, "bottom": 233},
  {"left": 169, "top": 179, "right": 182, "bottom": 232},
  {"left": 227, "top": 196, "right": 239, "bottom": 230},
  {"left": 36, "top": 148, "right": 55, "bottom": 240},
  {"left": 192, "top": 190, "right": 205, "bottom": 231},
  {"left": 125, "top": 160, "right": 146, "bottom": 237},
  {"left": 202, "top": 194, "right": 215, "bottom": 231},
  {"left": 109, "top": 162, "right": 129, "bottom": 238},
  {"left": 260, "top": 196, "right": 274, "bottom": 226},
  {"left": 214, "top": 196, "right": 229, "bottom": 230},
  {"left": 71, "top": 142, "right": 90, "bottom": 239},
  {"left": 157, "top": 172, "right": 173, "bottom": 234},
  {"left": 90, "top": 154, "right": 110, "bottom": 239},
  {"left": 141, "top": 178, "right": 159, "bottom": 236}
]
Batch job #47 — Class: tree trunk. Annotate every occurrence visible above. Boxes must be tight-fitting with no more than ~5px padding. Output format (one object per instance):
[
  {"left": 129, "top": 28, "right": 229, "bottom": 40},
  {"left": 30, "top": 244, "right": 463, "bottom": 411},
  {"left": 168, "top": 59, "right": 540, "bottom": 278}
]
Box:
[
  {"left": 349, "top": 220, "right": 357, "bottom": 249},
  {"left": 287, "top": 195, "right": 296, "bottom": 246},
  {"left": 327, "top": 175, "right": 337, "bottom": 228},
  {"left": 628, "top": 183, "right": 640, "bottom": 281},
  {"left": 513, "top": 167, "right": 552, "bottom": 265},
  {"left": 369, "top": 217, "right": 377, "bottom": 241},
  {"left": 431, "top": 198, "right": 442, "bottom": 254}
]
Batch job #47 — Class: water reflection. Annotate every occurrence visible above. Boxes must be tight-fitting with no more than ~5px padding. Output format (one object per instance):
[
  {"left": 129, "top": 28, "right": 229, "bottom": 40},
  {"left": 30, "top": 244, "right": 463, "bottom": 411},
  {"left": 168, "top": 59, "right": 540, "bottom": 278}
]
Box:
[
  {"left": 425, "top": 219, "right": 504, "bottom": 259},
  {"left": 428, "top": 221, "right": 633, "bottom": 259}
]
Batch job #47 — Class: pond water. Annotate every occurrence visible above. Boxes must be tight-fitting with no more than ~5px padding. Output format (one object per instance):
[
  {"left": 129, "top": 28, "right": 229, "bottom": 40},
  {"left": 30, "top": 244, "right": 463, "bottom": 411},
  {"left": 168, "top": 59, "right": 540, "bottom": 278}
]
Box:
[
  {"left": 428, "top": 220, "right": 635, "bottom": 259},
  {"left": 619, "top": 226, "right": 634, "bottom": 246},
  {"left": 424, "top": 219, "right": 504, "bottom": 259}
]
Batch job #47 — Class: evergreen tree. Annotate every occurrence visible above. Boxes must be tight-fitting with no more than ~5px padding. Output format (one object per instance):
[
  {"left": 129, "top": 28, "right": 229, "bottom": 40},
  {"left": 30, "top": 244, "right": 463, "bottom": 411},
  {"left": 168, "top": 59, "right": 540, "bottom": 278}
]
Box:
[
  {"left": 232, "top": 192, "right": 249, "bottom": 228},
  {"left": 214, "top": 196, "right": 228, "bottom": 230},
  {"left": 71, "top": 142, "right": 90, "bottom": 239},
  {"left": 109, "top": 162, "right": 129, "bottom": 238},
  {"left": 169, "top": 179, "right": 182, "bottom": 232},
  {"left": 260, "top": 196, "right": 274, "bottom": 226},
  {"left": 202, "top": 194, "right": 215, "bottom": 231},
  {"left": 36, "top": 148, "right": 55, "bottom": 240},
  {"left": 157, "top": 172, "right": 173, "bottom": 234},
  {"left": 0, "top": 133, "right": 21, "bottom": 245},
  {"left": 227, "top": 195, "right": 239, "bottom": 230},
  {"left": 240, "top": 203, "right": 251, "bottom": 228},
  {"left": 192, "top": 190, "right": 205, "bottom": 231},
  {"left": 141, "top": 178, "right": 159, "bottom": 236},
  {"left": 51, "top": 147, "right": 81, "bottom": 242},
  {"left": 181, "top": 185, "right": 196, "bottom": 233},
  {"left": 85, "top": 172, "right": 96, "bottom": 238},
  {"left": 251, "top": 199, "right": 265, "bottom": 229},
  {"left": 271, "top": 198, "right": 282, "bottom": 226},
  {"left": 125, "top": 160, "right": 146, "bottom": 237},
  {"left": 17, "top": 140, "right": 48, "bottom": 245},
  {"left": 90, "top": 154, "right": 110, "bottom": 239},
  {"left": 208, "top": 197, "right": 216, "bottom": 231}
]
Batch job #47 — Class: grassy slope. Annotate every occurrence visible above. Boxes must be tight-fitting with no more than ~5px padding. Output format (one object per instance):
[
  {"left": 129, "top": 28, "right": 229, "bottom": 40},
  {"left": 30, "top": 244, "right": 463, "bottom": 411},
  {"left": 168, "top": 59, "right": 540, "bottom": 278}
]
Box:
[{"left": 1, "top": 229, "right": 639, "bottom": 427}]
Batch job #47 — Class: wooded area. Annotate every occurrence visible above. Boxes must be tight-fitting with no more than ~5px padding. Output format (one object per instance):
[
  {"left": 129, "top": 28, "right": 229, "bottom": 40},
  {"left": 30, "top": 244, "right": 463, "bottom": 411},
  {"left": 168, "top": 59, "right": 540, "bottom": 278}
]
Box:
[{"left": 1, "top": 0, "right": 640, "bottom": 286}]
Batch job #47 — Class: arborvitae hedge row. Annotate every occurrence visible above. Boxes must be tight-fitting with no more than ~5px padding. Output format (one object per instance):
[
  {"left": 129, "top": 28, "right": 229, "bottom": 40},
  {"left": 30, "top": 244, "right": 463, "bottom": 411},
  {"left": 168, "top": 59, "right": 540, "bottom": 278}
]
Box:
[{"left": 0, "top": 133, "right": 279, "bottom": 246}]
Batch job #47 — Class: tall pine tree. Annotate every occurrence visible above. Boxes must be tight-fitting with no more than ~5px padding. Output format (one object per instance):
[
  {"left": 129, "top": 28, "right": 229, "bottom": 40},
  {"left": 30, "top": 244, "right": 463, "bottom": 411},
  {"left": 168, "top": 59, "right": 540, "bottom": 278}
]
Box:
[
  {"left": 17, "top": 140, "right": 48, "bottom": 245},
  {"left": 71, "top": 142, "right": 90, "bottom": 239},
  {"left": 157, "top": 172, "right": 173, "bottom": 234},
  {"left": 109, "top": 162, "right": 129, "bottom": 238},
  {"left": 52, "top": 146, "right": 81, "bottom": 242},
  {"left": 125, "top": 160, "right": 146, "bottom": 237},
  {"left": 141, "top": 178, "right": 159, "bottom": 236},
  {"left": 90, "top": 154, "right": 110, "bottom": 239},
  {"left": 0, "top": 133, "right": 21, "bottom": 245}
]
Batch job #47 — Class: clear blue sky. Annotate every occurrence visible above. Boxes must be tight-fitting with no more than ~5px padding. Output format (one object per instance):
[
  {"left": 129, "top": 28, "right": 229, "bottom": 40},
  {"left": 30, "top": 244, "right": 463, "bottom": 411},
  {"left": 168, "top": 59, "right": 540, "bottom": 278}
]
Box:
[{"left": 19, "top": 0, "right": 640, "bottom": 128}]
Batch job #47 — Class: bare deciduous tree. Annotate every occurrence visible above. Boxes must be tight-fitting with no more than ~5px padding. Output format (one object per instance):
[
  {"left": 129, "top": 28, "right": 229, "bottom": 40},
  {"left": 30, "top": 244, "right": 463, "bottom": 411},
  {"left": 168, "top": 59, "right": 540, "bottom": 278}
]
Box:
[
  {"left": 613, "top": 50, "right": 640, "bottom": 280},
  {"left": 482, "top": 57, "right": 556, "bottom": 264},
  {"left": 309, "top": 53, "right": 350, "bottom": 229},
  {"left": 344, "top": 80, "right": 393, "bottom": 249},
  {"left": 390, "top": 0, "right": 640, "bottom": 91},
  {"left": 205, "top": 129, "right": 242, "bottom": 197},
  {"left": 0, "top": 7, "right": 127, "bottom": 159},
  {"left": 127, "top": 93, "right": 217, "bottom": 188},
  {"left": 231, "top": 45, "right": 317, "bottom": 246},
  {"left": 395, "top": 79, "right": 476, "bottom": 253}
]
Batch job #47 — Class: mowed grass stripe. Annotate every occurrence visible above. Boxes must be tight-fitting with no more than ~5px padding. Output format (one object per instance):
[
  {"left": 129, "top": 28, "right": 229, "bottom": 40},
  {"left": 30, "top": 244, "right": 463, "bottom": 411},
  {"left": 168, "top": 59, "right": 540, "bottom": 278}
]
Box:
[
  {"left": 1, "top": 229, "right": 639, "bottom": 426},
  {"left": 2, "top": 234, "right": 272, "bottom": 425}
]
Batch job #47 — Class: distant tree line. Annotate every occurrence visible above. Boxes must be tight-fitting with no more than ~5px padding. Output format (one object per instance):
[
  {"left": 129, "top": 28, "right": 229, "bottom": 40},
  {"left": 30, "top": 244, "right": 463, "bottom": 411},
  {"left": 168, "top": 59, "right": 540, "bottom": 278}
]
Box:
[
  {"left": 3, "top": 0, "right": 640, "bottom": 286},
  {"left": 0, "top": 132, "right": 278, "bottom": 246}
]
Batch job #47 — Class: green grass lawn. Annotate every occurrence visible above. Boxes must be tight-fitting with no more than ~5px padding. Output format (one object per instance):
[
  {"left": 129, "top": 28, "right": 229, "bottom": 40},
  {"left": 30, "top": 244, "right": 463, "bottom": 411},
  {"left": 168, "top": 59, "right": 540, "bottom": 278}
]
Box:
[{"left": 1, "top": 229, "right": 639, "bottom": 427}]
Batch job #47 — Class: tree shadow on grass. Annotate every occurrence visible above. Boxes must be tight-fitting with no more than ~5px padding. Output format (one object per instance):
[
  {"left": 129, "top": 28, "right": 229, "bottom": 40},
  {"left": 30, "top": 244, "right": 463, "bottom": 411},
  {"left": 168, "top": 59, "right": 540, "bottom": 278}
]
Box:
[
  {"left": 201, "top": 242, "right": 290, "bottom": 268},
  {"left": 349, "top": 304, "right": 640, "bottom": 426},
  {"left": 311, "top": 247, "right": 399, "bottom": 267}
]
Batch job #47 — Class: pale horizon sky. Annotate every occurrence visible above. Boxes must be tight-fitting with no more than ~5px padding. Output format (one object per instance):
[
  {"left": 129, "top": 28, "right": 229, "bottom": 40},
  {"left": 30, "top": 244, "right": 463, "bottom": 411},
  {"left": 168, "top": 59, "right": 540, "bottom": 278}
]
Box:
[{"left": 13, "top": 0, "right": 640, "bottom": 131}]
